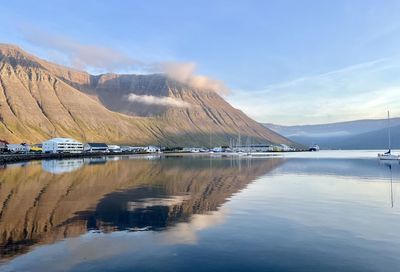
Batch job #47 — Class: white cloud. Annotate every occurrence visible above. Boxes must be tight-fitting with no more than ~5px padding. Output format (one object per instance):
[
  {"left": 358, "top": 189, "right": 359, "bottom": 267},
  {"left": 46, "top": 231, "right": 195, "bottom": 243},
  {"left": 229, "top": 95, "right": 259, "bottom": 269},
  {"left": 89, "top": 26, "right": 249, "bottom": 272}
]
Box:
[
  {"left": 20, "top": 26, "right": 140, "bottom": 72},
  {"left": 158, "top": 62, "right": 229, "bottom": 95},
  {"left": 19, "top": 28, "right": 229, "bottom": 95},
  {"left": 228, "top": 56, "right": 400, "bottom": 125},
  {"left": 127, "top": 93, "right": 191, "bottom": 108},
  {"left": 161, "top": 209, "right": 227, "bottom": 244}
]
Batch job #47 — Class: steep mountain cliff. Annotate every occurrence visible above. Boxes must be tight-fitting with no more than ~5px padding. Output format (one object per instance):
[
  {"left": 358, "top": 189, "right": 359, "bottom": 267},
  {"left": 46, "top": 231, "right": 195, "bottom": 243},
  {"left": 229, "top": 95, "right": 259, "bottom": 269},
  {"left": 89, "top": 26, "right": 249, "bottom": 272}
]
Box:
[{"left": 0, "top": 44, "right": 293, "bottom": 146}]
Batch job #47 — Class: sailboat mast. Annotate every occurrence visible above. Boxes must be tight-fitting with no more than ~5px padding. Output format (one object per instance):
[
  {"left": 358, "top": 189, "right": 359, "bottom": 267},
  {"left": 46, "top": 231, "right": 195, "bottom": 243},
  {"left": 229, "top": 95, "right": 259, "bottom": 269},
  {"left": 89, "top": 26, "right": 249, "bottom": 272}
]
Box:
[{"left": 388, "top": 110, "right": 391, "bottom": 152}]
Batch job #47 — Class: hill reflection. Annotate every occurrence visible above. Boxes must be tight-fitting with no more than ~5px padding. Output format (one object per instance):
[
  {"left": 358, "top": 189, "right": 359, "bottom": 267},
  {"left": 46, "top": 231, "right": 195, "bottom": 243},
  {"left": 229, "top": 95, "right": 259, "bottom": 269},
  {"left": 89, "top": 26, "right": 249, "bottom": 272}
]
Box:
[{"left": 0, "top": 156, "right": 282, "bottom": 260}]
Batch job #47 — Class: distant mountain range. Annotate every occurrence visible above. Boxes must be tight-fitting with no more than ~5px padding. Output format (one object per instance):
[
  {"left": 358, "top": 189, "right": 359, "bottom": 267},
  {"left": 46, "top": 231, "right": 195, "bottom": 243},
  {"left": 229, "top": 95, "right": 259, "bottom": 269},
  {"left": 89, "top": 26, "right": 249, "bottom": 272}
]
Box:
[
  {"left": 0, "top": 43, "right": 294, "bottom": 147},
  {"left": 264, "top": 118, "right": 400, "bottom": 149}
]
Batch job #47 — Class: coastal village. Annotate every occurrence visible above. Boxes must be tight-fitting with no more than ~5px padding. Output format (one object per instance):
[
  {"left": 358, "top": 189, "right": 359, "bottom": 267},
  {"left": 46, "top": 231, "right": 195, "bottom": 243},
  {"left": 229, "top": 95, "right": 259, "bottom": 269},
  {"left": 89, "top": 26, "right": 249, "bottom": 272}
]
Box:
[
  {"left": 0, "top": 137, "right": 297, "bottom": 156},
  {"left": 0, "top": 137, "right": 160, "bottom": 155}
]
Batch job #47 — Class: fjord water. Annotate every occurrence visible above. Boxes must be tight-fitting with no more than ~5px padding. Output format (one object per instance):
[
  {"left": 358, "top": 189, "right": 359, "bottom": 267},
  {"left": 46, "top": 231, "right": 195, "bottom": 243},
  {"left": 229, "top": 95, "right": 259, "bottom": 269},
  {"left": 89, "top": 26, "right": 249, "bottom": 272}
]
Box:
[{"left": 1, "top": 152, "right": 400, "bottom": 271}]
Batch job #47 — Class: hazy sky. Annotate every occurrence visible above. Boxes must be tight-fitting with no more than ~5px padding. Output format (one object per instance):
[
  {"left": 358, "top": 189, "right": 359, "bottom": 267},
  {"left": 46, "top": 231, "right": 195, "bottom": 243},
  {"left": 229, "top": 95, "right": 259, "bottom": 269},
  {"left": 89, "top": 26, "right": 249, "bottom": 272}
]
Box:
[{"left": 1, "top": 0, "right": 400, "bottom": 125}]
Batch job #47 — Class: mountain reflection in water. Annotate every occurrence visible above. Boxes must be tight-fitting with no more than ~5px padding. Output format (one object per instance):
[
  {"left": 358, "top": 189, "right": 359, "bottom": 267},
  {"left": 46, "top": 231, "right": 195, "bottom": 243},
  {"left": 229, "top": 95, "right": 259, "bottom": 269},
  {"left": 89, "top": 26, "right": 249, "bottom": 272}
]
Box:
[{"left": 0, "top": 156, "right": 282, "bottom": 260}]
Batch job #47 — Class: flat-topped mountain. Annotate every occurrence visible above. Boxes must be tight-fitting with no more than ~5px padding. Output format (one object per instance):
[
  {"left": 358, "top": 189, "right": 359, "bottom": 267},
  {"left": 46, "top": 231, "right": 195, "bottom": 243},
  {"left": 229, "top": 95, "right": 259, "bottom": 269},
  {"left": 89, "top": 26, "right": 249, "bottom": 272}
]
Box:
[{"left": 0, "top": 44, "right": 293, "bottom": 146}]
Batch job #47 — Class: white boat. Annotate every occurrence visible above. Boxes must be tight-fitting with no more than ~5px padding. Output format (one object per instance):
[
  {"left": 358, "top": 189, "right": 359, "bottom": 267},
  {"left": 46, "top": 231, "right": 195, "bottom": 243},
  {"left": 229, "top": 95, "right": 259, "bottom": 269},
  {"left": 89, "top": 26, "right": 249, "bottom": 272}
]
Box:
[
  {"left": 309, "top": 144, "right": 320, "bottom": 152},
  {"left": 378, "top": 111, "right": 399, "bottom": 160},
  {"left": 378, "top": 152, "right": 400, "bottom": 160}
]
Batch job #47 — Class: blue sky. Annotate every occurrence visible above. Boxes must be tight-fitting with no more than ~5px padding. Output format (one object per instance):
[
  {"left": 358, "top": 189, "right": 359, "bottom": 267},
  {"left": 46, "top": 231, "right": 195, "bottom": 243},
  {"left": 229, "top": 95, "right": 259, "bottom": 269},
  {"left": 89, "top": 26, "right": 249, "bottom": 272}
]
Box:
[{"left": 1, "top": 0, "right": 400, "bottom": 125}]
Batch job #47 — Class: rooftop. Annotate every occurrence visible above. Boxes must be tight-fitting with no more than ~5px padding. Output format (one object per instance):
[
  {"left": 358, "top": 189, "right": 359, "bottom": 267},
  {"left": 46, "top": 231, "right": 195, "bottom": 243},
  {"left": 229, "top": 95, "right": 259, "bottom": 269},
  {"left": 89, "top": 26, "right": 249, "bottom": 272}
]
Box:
[
  {"left": 44, "top": 138, "right": 82, "bottom": 144},
  {"left": 86, "top": 143, "right": 108, "bottom": 148}
]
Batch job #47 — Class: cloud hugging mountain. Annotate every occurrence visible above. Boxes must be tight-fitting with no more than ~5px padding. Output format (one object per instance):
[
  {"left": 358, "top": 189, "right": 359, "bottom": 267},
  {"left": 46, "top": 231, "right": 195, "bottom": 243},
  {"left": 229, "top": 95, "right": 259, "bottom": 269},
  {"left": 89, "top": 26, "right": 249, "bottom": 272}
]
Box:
[{"left": 0, "top": 44, "right": 293, "bottom": 147}]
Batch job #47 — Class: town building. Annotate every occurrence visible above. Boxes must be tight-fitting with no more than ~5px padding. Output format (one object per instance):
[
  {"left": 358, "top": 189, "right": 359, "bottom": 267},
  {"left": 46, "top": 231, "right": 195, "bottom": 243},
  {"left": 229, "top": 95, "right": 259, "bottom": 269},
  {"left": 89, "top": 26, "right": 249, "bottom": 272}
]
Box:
[
  {"left": 7, "top": 143, "right": 30, "bottom": 153},
  {"left": 144, "top": 145, "right": 160, "bottom": 153},
  {"left": 0, "top": 140, "right": 9, "bottom": 152},
  {"left": 84, "top": 143, "right": 109, "bottom": 153},
  {"left": 280, "top": 144, "right": 293, "bottom": 152},
  {"left": 42, "top": 138, "right": 83, "bottom": 154},
  {"left": 107, "top": 144, "right": 122, "bottom": 153},
  {"left": 120, "top": 146, "right": 143, "bottom": 152}
]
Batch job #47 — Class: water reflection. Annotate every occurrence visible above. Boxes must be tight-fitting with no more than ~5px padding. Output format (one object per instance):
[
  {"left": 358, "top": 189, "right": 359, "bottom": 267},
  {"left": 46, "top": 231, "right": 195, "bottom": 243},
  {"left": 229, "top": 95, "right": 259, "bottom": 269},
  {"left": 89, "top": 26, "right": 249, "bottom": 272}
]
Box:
[
  {"left": 272, "top": 158, "right": 400, "bottom": 209},
  {"left": 40, "top": 157, "right": 118, "bottom": 174},
  {"left": 380, "top": 161, "right": 398, "bottom": 208},
  {"left": 42, "top": 159, "right": 85, "bottom": 174},
  {"left": 0, "top": 156, "right": 282, "bottom": 260},
  {"left": 3, "top": 155, "right": 400, "bottom": 271},
  {"left": 274, "top": 157, "right": 400, "bottom": 181}
]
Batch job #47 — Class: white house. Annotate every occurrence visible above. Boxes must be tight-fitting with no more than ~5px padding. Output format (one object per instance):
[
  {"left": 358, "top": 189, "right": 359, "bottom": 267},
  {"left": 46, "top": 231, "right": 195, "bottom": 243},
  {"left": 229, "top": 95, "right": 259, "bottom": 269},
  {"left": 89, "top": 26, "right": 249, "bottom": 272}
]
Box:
[
  {"left": 107, "top": 144, "right": 122, "bottom": 153},
  {"left": 7, "top": 144, "right": 30, "bottom": 153},
  {"left": 280, "top": 144, "right": 293, "bottom": 152},
  {"left": 84, "top": 143, "right": 109, "bottom": 153},
  {"left": 42, "top": 138, "right": 83, "bottom": 154},
  {"left": 144, "top": 145, "right": 160, "bottom": 153}
]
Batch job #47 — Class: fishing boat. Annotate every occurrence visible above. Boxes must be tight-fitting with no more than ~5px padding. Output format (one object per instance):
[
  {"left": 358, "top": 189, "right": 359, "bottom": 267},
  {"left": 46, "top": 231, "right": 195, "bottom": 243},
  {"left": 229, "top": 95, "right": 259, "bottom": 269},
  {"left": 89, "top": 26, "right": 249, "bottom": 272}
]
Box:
[{"left": 378, "top": 111, "right": 399, "bottom": 160}]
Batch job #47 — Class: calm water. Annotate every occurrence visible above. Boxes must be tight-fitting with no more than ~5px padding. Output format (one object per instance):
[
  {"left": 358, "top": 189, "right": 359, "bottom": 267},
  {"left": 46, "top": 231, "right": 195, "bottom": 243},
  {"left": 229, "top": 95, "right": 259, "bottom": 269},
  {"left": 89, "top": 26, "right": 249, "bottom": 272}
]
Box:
[{"left": 1, "top": 151, "right": 400, "bottom": 271}]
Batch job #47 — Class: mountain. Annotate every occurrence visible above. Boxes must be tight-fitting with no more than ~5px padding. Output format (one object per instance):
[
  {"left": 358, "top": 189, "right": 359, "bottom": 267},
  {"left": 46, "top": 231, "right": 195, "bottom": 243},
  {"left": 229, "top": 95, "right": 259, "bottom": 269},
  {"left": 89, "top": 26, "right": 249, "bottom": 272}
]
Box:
[
  {"left": 264, "top": 118, "right": 400, "bottom": 149},
  {"left": 325, "top": 125, "right": 400, "bottom": 150},
  {"left": 0, "top": 44, "right": 293, "bottom": 146}
]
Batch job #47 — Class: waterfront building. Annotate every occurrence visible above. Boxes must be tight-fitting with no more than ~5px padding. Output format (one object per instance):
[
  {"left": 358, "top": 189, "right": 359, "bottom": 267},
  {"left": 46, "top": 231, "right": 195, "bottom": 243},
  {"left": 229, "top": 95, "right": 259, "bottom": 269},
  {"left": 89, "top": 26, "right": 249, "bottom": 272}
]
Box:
[
  {"left": 120, "top": 146, "right": 141, "bottom": 152},
  {"left": 144, "top": 146, "right": 160, "bottom": 153},
  {"left": 42, "top": 138, "right": 83, "bottom": 154},
  {"left": 0, "top": 140, "right": 9, "bottom": 152},
  {"left": 7, "top": 143, "right": 30, "bottom": 153},
  {"left": 108, "top": 144, "right": 122, "bottom": 153},
  {"left": 84, "top": 143, "right": 109, "bottom": 153},
  {"left": 280, "top": 144, "right": 293, "bottom": 151}
]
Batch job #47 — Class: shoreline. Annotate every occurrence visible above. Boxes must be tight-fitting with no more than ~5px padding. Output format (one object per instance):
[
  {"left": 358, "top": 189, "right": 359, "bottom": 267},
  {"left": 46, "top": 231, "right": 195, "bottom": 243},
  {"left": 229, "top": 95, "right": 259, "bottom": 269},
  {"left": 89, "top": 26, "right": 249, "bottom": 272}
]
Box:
[
  {"left": 0, "top": 150, "right": 309, "bottom": 164},
  {"left": 0, "top": 151, "right": 149, "bottom": 165}
]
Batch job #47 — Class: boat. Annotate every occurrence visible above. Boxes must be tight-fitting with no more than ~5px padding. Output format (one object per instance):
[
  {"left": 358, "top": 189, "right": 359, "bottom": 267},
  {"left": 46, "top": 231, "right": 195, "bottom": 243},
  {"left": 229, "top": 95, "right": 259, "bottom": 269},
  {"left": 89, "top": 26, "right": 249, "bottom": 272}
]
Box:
[
  {"left": 309, "top": 144, "right": 320, "bottom": 152},
  {"left": 378, "top": 111, "right": 399, "bottom": 160},
  {"left": 378, "top": 150, "right": 399, "bottom": 160},
  {"left": 246, "top": 137, "right": 252, "bottom": 156}
]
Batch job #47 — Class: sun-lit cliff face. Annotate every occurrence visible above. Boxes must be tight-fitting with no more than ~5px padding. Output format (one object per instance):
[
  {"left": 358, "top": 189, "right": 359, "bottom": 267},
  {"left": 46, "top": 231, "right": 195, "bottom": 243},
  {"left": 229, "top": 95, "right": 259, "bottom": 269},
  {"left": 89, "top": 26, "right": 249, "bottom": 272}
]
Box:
[
  {"left": 0, "top": 43, "right": 294, "bottom": 146},
  {"left": 0, "top": 157, "right": 283, "bottom": 259}
]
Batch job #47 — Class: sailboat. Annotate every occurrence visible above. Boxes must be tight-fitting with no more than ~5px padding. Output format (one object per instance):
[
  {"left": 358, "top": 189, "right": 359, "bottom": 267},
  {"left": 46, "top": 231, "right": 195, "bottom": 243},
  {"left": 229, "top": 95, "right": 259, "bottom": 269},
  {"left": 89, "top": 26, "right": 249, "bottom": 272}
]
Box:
[
  {"left": 236, "top": 132, "right": 245, "bottom": 156},
  {"left": 245, "top": 137, "right": 252, "bottom": 156},
  {"left": 378, "top": 111, "right": 399, "bottom": 160}
]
